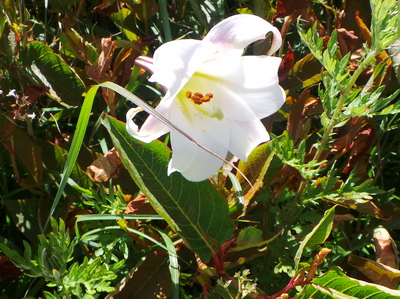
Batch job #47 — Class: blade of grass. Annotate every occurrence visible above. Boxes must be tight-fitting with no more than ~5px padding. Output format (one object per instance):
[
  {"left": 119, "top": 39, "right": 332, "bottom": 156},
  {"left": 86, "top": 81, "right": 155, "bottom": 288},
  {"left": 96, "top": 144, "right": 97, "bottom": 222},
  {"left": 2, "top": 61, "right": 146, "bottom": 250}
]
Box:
[
  {"left": 76, "top": 214, "right": 164, "bottom": 221},
  {"left": 153, "top": 227, "right": 179, "bottom": 299},
  {"left": 80, "top": 226, "right": 176, "bottom": 255},
  {"left": 158, "top": 0, "right": 172, "bottom": 42},
  {"left": 43, "top": 87, "right": 97, "bottom": 232}
]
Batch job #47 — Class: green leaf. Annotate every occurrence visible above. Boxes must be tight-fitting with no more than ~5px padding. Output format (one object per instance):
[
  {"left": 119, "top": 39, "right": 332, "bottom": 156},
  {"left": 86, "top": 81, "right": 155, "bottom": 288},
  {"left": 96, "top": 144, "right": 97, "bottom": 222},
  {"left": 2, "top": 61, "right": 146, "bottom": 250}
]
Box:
[
  {"left": 43, "top": 291, "right": 59, "bottom": 299},
  {"left": 62, "top": 257, "right": 118, "bottom": 296},
  {"left": 228, "top": 227, "right": 281, "bottom": 252},
  {"left": 237, "top": 140, "right": 280, "bottom": 204},
  {"left": 153, "top": 227, "right": 179, "bottom": 299},
  {"left": 59, "top": 28, "right": 97, "bottom": 64},
  {"left": 45, "top": 85, "right": 97, "bottom": 229},
  {"left": 102, "top": 115, "right": 235, "bottom": 262},
  {"left": 298, "top": 266, "right": 400, "bottom": 298},
  {"left": 19, "top": 41, "right": 85, "bottom": 106},
  {"left": 110, "top": 8, "right": 140, "bottom": 42},
  {"left": 294, "top": 206, "right": 336, "bottom": 270},
  {"left": 370, "top": 0, "right": 399, "bottom": 50},
  {"left": 0, "top": 117, "right": 43, "bottom": 187}
]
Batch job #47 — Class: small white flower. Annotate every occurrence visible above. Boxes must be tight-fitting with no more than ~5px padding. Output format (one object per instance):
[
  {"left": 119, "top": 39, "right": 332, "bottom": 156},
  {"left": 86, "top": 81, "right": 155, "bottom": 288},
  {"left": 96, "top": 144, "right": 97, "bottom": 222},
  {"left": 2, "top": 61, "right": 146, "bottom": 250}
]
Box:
[
  {"left": 7, "top": 89, "right": 19, "bottom": 99},
  {"left": 27, "top": 113, "right": 36, "bottom": 119},
  {"left": 126, "top": 14, "right": 285, "bottom": 182}
]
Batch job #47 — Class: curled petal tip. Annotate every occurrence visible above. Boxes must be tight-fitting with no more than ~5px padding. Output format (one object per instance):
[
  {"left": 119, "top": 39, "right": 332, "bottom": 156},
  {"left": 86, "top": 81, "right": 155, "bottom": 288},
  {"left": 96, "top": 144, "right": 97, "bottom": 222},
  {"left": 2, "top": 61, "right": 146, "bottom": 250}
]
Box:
[
  {"left": 267, "top": 26, "right": 283, "bottom": 55},
  {"left": 126, "top": 107, "right": 169, "bottom": 143}
]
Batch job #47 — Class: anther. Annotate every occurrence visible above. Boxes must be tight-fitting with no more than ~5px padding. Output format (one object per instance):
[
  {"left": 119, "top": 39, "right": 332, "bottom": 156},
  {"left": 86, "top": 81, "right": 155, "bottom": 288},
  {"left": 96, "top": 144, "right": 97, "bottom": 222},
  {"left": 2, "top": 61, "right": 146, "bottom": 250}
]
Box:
[{"left": 186, "top": 91, "right": 214, "bottom": 105}]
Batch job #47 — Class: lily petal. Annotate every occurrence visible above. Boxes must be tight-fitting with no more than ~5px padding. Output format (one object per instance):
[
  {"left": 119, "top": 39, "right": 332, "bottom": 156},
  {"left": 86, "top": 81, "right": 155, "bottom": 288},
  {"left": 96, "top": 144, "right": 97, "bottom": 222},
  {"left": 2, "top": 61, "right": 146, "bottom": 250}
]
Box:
[
  {"left": 203, "top": 14, "right": 282, "bottom": 58},
  {"left": 126, "top": 104, "right": 170, "bottom": 143},
  {"left": 147, "top": 39, "right": 215, "bottom": 98},
  {"left": 225, "top": 56, "right": 286, "bottom": 119},
  {"left": 186, "top": 55, "right": 285, "bottom": 120},
  {"left": 227, "top": 119, "right": 270, "bottom": 161},
  {"left": 167, "top": 96, "right": 230, "bottom": 182}
]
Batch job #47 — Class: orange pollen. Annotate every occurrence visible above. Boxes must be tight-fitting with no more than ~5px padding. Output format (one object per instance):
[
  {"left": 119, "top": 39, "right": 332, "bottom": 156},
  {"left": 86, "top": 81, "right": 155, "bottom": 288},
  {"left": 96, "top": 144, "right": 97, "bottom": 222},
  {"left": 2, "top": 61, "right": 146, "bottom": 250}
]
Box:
[{"left": 186, "top": 91, "right": 214, "bottom": 105}]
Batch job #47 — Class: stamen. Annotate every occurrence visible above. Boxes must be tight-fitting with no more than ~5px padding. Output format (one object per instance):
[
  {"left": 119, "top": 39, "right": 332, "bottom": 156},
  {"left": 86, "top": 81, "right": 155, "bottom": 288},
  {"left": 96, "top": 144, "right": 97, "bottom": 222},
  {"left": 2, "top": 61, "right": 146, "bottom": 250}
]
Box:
[{"left": 186, "top": 91, "right": 214, "bottom": 105}]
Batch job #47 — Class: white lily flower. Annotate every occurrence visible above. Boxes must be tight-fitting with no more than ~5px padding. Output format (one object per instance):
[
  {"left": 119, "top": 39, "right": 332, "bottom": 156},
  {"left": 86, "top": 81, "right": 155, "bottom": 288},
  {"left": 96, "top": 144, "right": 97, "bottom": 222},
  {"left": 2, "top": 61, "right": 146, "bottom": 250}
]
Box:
[{"left": 126, "top": 14, "right": 286, "bottom": 182}]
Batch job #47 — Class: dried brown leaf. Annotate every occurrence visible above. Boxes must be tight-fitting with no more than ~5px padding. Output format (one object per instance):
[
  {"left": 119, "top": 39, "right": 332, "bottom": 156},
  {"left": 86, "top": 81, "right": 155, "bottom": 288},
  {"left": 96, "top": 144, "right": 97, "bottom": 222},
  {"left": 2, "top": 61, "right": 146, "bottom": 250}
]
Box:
[
  {"left": 106, "top": 253, "right": 171, "bottom": 299},
  {"left": 355, "top": 11, "right": 372, "bottom": 47},
  {"left": 374, "top": 226, "right": 399, "bottom": 269},
  {"left": 343, "top": 124, "right": 376, "bottom": 174},
  {"left": 86, "top": 148, "right": 122, "bottom": 182},
  {"left": 337, "top": 28, "right": 358, "bottom": 56},
  {"left": 24, "top": 85, "right": 49, "bottom": 105},
  {"left": 124, "top": 193, "right": 156, "bottom": 215},
  {"left": 92, "top": 0, "right": 122, "bottom": 16},
  {"left": 348, "top": 254, "right": 400, "bottom": 289},
  {"left": 274, "top": 0, "right": 313, "bottom": 19},
  {"left": 0, "top": 256, "right": 21, "bottom": 280},
  {"left": 286, "top": 89, "right": 310, "bottom": 143},
  {"left": 279, "top": 43, "right": 295, "bottom": 82},
  {"left": 85, "top": 36, "right": 115, "bottom": 83}
]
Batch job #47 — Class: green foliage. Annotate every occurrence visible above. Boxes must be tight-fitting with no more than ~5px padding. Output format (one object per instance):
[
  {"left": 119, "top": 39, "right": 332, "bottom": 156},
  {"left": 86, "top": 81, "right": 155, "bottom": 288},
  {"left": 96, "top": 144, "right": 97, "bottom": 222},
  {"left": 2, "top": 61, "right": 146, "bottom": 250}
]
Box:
[
  {"left": 298, "top": 267, "right": 400, "bottom": 298},
  {"left": 0, "top": 218, "right": 122, "bottom": 297},
  {"left": 0, "top": 218, "right": 74, "bottom": 282}
]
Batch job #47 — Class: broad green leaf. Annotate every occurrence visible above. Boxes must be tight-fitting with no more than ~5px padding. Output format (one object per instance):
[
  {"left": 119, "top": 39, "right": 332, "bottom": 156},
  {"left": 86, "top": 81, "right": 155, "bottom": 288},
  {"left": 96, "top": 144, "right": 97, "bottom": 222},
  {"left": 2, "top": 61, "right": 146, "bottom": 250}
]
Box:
[
  {"left": 102, "top": 115, "right": 235, "bottom": 262},
  {"left": 235, "top": 227, "right": 263, "bottom": 247},
  {"left": 297, "top": 266, "right": 400, "bottom": 298},
  {"left": 19, "top": 41, "right": 85, "bottom": 106},
  {"left": 228, "top": 227, "right": 281, "bottom": 252},
  {"left": 237, "top": 139, "right": 282, "bottom": 203},
  {"left": 110, "top": 8, "right": 140, "bottom": 42},
  {"left": 45, "top": 0, "right": 78, "bottom": 14},
  {"left": 282, "top": 52, "right": 323, "bottom": 93},
  {"left": 43, "top": 291, "right": 59, "bottom": 299},
  {"left": 59, "top": 28, "right": 97, "bottom": 64},
  {"left": 0, "top": 117, "right": 42, "bottom": 187},
  {"left": 294, "top": 206, "right": 335, "bottom": 270}
]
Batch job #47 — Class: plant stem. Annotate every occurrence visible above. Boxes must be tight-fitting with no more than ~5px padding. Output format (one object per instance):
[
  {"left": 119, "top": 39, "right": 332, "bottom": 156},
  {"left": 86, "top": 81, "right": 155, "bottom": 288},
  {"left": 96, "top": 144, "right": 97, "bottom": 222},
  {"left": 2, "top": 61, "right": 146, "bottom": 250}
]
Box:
[
  {"left": 294, "top": 50, "right": 377, "bottom": 202},
  {"left": 313, "top": 50, "right": 377, "bottom": 162}
]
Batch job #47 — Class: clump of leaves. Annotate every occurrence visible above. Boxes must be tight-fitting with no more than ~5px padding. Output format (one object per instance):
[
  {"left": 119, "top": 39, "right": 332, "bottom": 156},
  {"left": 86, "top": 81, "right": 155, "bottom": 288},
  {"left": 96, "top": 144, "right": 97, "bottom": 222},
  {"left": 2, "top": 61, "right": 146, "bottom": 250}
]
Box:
[{"left": 0, "top": 218, "right": 123, "bottom": 298}]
